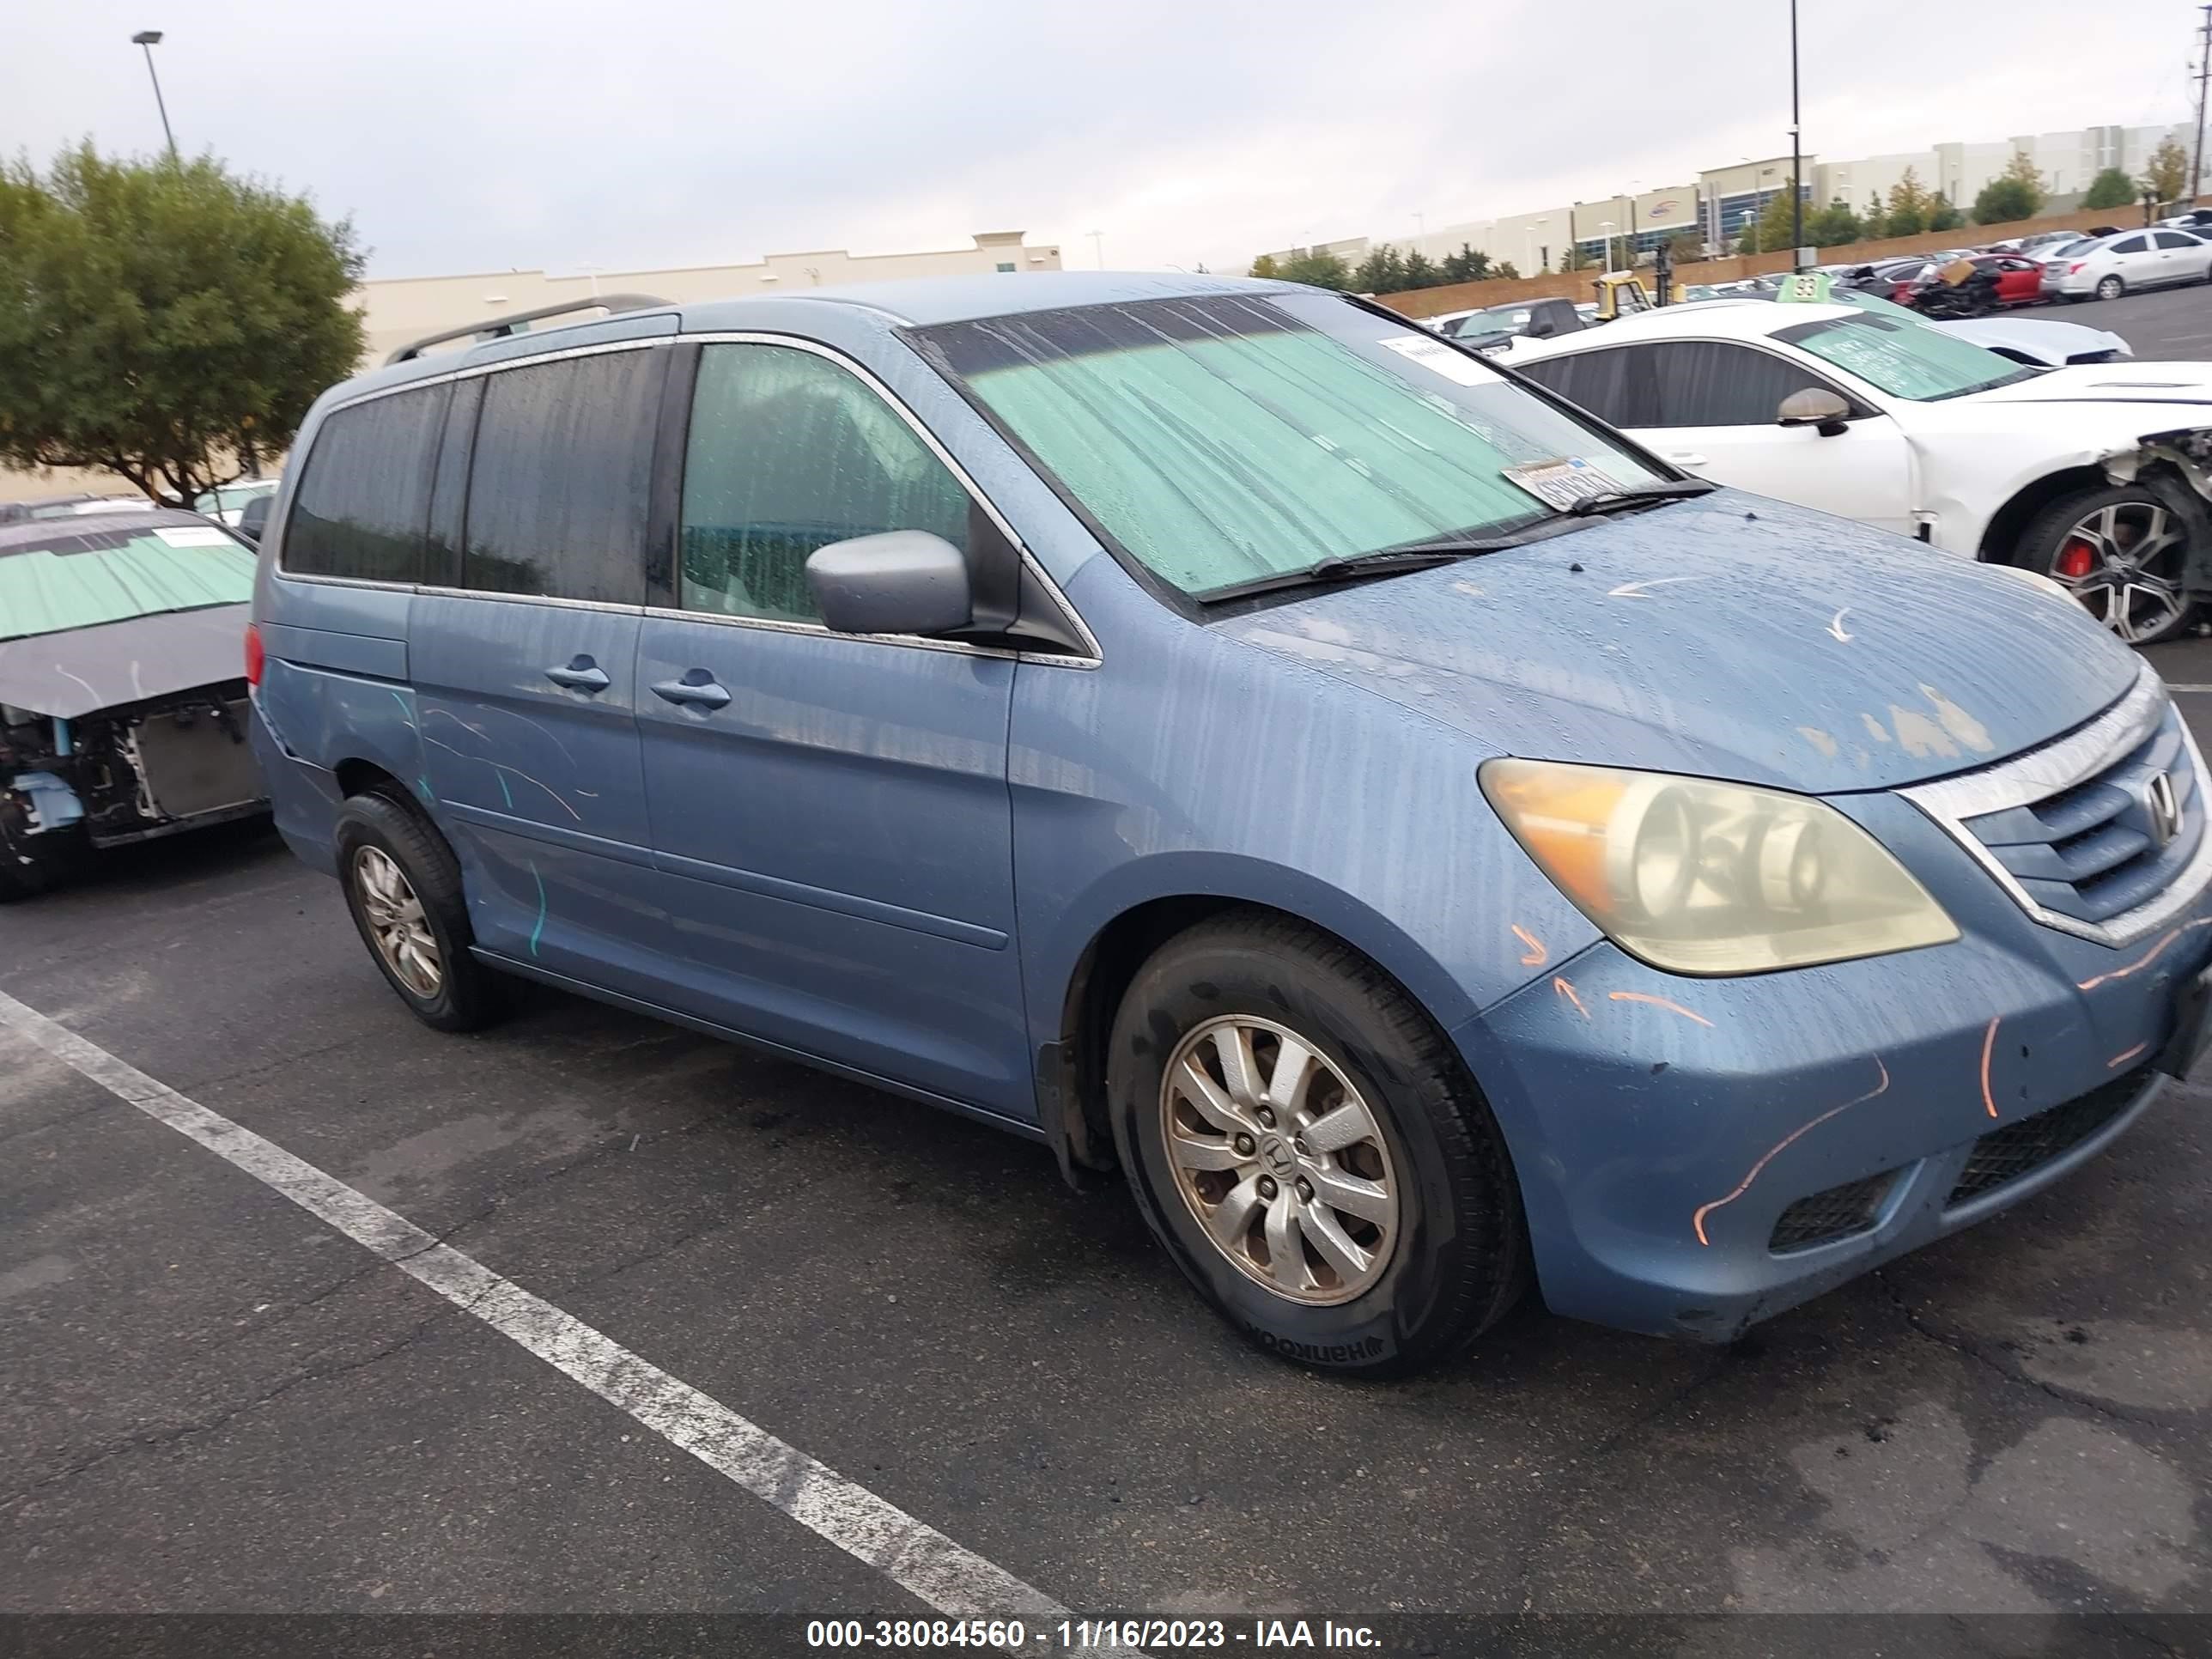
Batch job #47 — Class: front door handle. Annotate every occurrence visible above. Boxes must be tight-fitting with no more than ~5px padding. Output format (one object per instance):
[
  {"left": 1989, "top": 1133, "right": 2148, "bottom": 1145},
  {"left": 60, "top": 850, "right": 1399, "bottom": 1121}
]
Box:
[
  {"left": 651, "top": 671, "right": 732, "bottom": 711},
  {"left": 544, "top": 657, "right": 611, "bottom": 693}
]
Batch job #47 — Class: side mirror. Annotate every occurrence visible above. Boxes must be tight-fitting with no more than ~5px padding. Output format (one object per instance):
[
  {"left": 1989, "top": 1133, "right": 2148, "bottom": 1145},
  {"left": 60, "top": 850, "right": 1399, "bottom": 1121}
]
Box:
[
  {"left": 235, "top": 495, "right": 271, "bottom": 544},
  {"left": 805, "top": 531, "right": 973, "bottom": 637},
  {"left": 1778, "top": 388, "right": 1851, "bottom": 437}
]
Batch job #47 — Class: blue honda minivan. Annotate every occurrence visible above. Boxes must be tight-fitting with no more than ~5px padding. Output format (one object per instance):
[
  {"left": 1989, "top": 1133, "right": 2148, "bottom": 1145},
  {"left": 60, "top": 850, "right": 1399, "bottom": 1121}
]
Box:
[{"left": 250, "top": 273, "right": 2212, "bottom": 1374}]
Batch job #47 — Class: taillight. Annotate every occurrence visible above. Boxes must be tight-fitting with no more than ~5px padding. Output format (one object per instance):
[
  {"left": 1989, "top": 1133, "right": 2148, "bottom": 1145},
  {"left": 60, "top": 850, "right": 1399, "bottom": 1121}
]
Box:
[
  {"left": 245, "top": 621, "right": 264, "bottom": 688},
  {"left": 2069, "top": 262, "right": 2086, "bottom": 274}
]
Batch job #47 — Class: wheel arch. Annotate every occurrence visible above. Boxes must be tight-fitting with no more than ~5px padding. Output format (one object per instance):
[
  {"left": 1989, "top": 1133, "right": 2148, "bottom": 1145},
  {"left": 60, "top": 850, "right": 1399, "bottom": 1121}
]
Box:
[
  {"left": 1978, "top": 465, "right": 2111, "bottom": 564},
  {"left": 1036, "top": 874, "right": 1482, "bottom": 1190}
]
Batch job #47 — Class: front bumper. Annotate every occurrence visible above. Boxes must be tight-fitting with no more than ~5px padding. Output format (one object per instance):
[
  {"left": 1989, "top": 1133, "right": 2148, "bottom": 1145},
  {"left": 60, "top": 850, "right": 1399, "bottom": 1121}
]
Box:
[{"left": 1456, "top": 792, "right": 2212, "bottom": 1342}]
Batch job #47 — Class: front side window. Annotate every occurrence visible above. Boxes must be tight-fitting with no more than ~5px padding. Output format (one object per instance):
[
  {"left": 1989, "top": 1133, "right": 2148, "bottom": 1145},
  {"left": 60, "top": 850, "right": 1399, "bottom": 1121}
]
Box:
[
  {"left": 283, "top": 386, "right": 448, "bottom": 582},
  {"left": 464, "top": 349, "right": 662, "bottom": 603},
  {"left": 680, "top": 343, "right": 974, "bottom": 622},
  {"left": 914, "top": 293, "right": 1663, "bottom": 601},
  {"left": 1771, "top": 313, "right": 2034, "bottom": 401},
  {"left": 1640, "top": 341, "right": 1844, "bottom": 428}
]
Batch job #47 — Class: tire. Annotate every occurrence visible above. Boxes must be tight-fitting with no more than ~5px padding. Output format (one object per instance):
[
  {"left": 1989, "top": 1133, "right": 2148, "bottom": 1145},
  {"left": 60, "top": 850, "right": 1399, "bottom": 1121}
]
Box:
[
  {"left": 1107, "top": 910, "right": 1528, "bottom": 1377},
  {"left": 0, "top": 824, "right": 85, "bottom": 903},
  {"left": 2095, "top": 275, "right": 2124, "bottom": 301},
  {"left": 333, "top": 790, "right": 503, "bottom": 1031},
  {"left": 2021, "top": 483, "right": 2197, "bottom": 647}
]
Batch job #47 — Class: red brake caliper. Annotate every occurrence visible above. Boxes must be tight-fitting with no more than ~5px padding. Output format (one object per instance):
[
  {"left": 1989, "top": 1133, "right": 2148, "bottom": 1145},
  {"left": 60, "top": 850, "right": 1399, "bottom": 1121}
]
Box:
[{"left": 2056, "top": 538, "right": 2096, "bottom": 580}]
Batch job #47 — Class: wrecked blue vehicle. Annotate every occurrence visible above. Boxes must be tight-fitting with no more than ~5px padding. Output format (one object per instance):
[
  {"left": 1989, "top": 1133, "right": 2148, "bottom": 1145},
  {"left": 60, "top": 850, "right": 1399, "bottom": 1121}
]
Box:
[
  {"left": 249, "top": 274, "right": 2212, "bottom": 1374},
  {"left": 2, "top": 507, "right": 265, "bottom": 899}
]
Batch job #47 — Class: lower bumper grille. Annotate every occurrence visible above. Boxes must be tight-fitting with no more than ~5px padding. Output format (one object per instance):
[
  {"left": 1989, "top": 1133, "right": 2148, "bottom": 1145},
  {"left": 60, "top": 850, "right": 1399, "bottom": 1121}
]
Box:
[
  {"left": 1946, "top": 1069, "right": 2148, "bottom": 1206},
  {"left": 1770, "top": 1170, "right": 1896, "bottom": 1253}
]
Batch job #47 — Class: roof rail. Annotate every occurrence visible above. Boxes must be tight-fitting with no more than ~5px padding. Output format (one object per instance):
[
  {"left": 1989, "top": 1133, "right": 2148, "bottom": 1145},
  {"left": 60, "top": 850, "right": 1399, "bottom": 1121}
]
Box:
[{"left": 383, "top": 293, "right": 673, "bottom": 365}]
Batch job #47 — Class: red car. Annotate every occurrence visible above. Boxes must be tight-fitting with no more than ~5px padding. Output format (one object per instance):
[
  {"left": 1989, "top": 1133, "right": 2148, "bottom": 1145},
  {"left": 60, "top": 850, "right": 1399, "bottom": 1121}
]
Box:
[{"left": 1905, "top": 253, "right": 2046, "bottom": 308}]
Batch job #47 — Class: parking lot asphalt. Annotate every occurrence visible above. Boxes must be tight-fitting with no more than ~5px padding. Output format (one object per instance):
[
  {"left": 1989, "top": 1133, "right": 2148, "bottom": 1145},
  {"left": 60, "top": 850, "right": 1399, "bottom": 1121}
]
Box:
[
  {"left": 2013, "top": 276, "right": 2212, "bottom": 361},
  {"left": 10, "top": 309, "right": 2212, "bottom": 1648}
]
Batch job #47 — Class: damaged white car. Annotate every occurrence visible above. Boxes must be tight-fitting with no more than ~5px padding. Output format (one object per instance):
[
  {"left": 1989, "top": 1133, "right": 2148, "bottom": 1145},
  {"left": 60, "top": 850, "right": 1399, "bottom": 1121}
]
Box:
[
  {"left": 1504, "top": 297, "right": 2212, "bottom": 643},
  {"left": 0, "top": 507, "right": 265, "bottom": 899}
]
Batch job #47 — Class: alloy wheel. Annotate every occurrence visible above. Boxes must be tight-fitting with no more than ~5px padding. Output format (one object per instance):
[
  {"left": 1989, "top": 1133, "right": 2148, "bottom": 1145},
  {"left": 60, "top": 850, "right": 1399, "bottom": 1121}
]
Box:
[
  {"left": 1158, "top": 1015, "right": 1400, "bottom": 1305},
  {"left": 354, "top": 846, "right": 443, "bottom": 998},
  {"left": 2096, "top": 276, "right": 2124, "bottom": 301},
  {"left": 2050, "top": 501, "right": 2188, "bottom": 645}
]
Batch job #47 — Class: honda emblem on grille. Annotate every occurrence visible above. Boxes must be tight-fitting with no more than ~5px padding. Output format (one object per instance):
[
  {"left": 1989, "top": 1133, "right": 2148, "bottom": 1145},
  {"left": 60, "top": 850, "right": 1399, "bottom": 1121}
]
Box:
[{"left": 2146, "top": 770, "right": 2182, "bottom": 848}]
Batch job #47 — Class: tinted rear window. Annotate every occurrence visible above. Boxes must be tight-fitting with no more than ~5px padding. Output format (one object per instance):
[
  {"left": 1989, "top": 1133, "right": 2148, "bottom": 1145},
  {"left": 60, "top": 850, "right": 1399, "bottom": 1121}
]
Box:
[
  {"left": 462, "top": 349, "right": 663, "bottom": 604},
  {"left": 282, "top": 386, "right": 449, "bottom": 582}
]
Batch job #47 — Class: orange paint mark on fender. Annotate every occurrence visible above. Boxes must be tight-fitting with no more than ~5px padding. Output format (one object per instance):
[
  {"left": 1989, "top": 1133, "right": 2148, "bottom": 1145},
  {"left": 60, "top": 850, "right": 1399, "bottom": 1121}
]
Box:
[
  {"left": 2106, "top": 1042, "right": 2148, "bottom": 1069},
  {"left": 1979, "top": 1017, "right": 2000, "bottom": 1119},
  {"left": 1512, "top": 925, "right": 1548, "bottom": 968},
  {"left": 1553, "top": 976, "right": 1589, "bottom": 1020},
  {"left": 2077, "top": 917, "right": 2212, "bottom": 992},
  {"left": 1691, "top": 1058, "right": 1890, "bottom": 1247},
  {"left": 1607, "top": 990, "right": 1714, "bottom": 1028}
]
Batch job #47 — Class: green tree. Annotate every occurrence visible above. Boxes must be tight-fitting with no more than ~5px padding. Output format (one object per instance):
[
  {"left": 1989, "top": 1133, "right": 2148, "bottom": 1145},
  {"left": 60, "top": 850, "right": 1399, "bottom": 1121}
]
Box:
[
  {"left": 1440, "top": 243, "right": 1492, "bottom": 283},
  {"left": 1660, "top": 228, "right": 1705, "bottom": 266},
  {"left": 1353, "top": 243, "right": 1407, "bottom": 293},
  {"left": 1558, "top": 242, "right": 1594, "bottom": 272},
  {"left": 1883, "top": 167, "right": 1931, "bottom": 236},
  {"left": 1400, "top": 249, "right": 1442, "bottom": 290},
  {"left": 0, "top": 143, "right": 365, "bottom": 501},
  {"left": 1857, "top": 202, "right": 1889, "bottom": 240},
  {"left": 1279, "top": 251, "right": 1353, "bottom": 290},
  {"left": 2081, "top": 166, "right": 2137, "bottom": 210},
  {"left": 2142, "top": 137, "right": 2191, "bottom": 209},
  {"left": 1494, "top": 260, "right": 1521, "bottom": 282},
  {"left": 1972, "top": 152, "right": 2045, "bottom": 225},
  {"left": 1748, "top": 188, "right": 1810, "bottom": 254},
  {"left": 1808, "top": 198, "right": 1863, "bottom": 246},
  {"left": 1927, "top": 198, "right": 1964, "bottom": 232},
  {"left": 1248, "top": 252, "right": 1281, "bottom": 278}
]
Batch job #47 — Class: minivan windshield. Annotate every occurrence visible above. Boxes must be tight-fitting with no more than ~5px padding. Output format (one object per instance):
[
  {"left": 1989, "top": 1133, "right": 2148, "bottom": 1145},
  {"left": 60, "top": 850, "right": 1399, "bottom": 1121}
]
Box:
[
  {"left": 915, "top": 292, "right": 1667, "bottom": 601},
  {"left": 1771, "top": 311, "right": 2038, "bottom": 401}
]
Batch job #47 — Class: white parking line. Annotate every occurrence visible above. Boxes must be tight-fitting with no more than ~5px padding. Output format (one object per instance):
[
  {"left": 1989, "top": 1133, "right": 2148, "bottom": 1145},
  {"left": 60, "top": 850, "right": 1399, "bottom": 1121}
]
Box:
[
  {"left": 0, "top": 987, "right": 1139, "bottom": 1656},
  {"left": 2164, "top": 684, "right": 2212, "bottom": 695}
]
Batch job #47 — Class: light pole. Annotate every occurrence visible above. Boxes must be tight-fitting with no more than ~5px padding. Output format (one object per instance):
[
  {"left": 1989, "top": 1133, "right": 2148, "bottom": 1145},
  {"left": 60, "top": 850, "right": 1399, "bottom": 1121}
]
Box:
[
  {"left": 1788, "top": 0, "right": 1804, "bottom": 259},
  {"left": 131, "top": 31, "right": 179, "bottom": 162},
  {"left": 1088, "top": 230, "right": 1105, "bottom": 270}
]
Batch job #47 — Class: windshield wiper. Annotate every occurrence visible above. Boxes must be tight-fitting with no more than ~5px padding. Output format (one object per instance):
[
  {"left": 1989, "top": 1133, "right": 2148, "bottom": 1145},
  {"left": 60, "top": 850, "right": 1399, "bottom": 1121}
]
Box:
[
  {"left": 1200, "top": 548, "right": 1486, "bottom": 602},
  {"left": 1561, "top": 478, "right": 1718, "bottom": 516}
]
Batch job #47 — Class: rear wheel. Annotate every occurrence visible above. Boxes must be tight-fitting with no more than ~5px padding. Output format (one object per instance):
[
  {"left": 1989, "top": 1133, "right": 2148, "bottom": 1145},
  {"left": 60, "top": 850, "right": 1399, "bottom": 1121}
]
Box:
[
  {"left": 2095, "top": 274, "right": 2125, "bottom": 301},
  {"left": 335, "top": 791, "right": 503, "bottom": 1031},
  {"left": 2023, "top": 485, "right": 2195, "bottom": 647},
  {"left": 1107, "top": 911, "right": 1528, "bottom": 1376}
]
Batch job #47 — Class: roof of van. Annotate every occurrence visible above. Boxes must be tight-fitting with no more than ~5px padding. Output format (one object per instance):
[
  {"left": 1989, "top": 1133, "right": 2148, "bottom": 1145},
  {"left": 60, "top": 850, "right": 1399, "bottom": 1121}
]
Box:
[{"left": 343, "top": 272, "right": 1309, "bottom": 403}]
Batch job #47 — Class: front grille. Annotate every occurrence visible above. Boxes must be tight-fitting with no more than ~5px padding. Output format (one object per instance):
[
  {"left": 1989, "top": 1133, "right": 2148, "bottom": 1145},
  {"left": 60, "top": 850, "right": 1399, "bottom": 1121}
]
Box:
[
  {"left": 1958, "top": 702, "right": 2201, "bottom": 928},
  {"left": 1769, "top": 1170, "right": 1896, "bottom": 1253},
  {"left": 1945, "top": 1069, "right": 2147, "bottom": 1206}
]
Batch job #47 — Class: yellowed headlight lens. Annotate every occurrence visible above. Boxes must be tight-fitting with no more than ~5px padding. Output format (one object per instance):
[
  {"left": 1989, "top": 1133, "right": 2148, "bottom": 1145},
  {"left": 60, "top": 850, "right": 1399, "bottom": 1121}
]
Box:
[{"left": 1480, "top": 758, "right": 1959, "bottom": 975}]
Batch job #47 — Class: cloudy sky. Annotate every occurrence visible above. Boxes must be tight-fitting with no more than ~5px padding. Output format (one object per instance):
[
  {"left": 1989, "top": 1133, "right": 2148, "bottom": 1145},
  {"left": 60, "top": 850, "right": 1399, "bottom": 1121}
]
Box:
[{"left": 7, "top": 0, "right": 2200, "bottom": 280}]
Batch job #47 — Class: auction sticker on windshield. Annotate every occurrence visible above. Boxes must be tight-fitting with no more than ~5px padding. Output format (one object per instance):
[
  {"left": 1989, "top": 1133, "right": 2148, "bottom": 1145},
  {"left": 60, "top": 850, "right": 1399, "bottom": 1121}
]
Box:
[
  {"left": 154, "top": 525, "right": 234, "bottom": 548},
  {"left": 1377, "top": 333, "right": 1501, "bottom": 386},
  {"left": 1500, "top": 456, "right": 1616, "bottom": 510}
]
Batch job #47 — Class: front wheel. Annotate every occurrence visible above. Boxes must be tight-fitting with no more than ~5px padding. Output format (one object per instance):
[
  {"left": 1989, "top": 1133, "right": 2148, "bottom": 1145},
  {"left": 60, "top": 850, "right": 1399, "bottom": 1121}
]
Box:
[
  {"left": 1108, "top": 911, "right": 1528, "bottom": 1376},
  {"left": 2022, "top": 485, "right": 2196, "bottom": 647},
  {"left": 2095, "top": 275, "right": 2124, "bottom": 301}
]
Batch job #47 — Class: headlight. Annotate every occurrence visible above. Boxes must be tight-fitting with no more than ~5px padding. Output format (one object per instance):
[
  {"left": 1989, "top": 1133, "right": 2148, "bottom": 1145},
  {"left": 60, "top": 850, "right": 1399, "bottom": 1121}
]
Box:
[{"left": 1480, "top": 759, "right": 1958, "bottom": 975}]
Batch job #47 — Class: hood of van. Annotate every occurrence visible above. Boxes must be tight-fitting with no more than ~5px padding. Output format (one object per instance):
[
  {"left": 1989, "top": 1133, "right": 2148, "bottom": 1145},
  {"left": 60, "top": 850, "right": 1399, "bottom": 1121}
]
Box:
[{"left": 1215, "top": 491, "right": 2139, "bottom": 794}]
